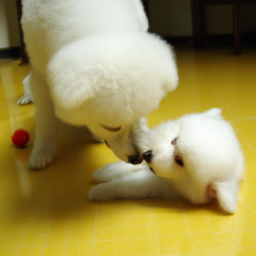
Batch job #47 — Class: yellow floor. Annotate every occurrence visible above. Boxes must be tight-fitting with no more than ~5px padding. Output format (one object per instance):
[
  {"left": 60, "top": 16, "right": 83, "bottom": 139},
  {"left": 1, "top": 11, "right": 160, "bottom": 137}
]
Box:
[{"left": 1, "top": 45, "right": 256, "bottom": 256}]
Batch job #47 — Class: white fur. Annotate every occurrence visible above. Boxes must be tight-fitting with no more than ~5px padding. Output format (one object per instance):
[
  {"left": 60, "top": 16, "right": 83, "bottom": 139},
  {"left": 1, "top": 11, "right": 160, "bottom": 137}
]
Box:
[
  {"left": 17, "top": 74, "right": 34, "bottom": 105},
  {"left": 22, "top": 0, "right": 178, "bottom": 168},
  {"left": 89, "top": 161, "right": 179, "bottom": 200},
  {"left": 89, "top": 109, "right": 245, "bottom": 214}
]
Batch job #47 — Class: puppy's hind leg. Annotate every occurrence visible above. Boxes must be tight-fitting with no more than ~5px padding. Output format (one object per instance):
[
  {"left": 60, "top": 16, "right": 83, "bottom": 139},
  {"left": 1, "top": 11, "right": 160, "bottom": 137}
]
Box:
[{"left": 29, "top": 69, "right": 57, "bottom": 169}]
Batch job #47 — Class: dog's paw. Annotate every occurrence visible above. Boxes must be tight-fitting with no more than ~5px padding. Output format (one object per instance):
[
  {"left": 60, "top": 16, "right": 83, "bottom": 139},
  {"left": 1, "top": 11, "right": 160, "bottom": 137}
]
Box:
[
  {"left": 29, "top": 147, "right": 54, "bottom": 169},
  {"left": 17, "top": 94, "right": 33, "bottom": 105},
  {"left": 93, "top": 161, "right": 134, "bottom": 183},
  {"left": 88, "top": 183, "right": 115, "bottom": 201}
]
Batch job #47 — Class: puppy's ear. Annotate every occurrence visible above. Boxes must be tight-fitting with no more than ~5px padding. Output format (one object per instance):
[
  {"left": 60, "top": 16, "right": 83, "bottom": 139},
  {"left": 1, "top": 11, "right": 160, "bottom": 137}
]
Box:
[
  {"left": 212, "top": 181, "right": 239, "bottom": 214},
  {"left": 204, "top": 108, "right": 222, "bottom": 118}
]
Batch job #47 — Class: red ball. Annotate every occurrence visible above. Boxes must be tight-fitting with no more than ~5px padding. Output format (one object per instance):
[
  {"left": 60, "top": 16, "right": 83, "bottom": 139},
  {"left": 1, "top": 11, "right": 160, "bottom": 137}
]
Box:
[{"left": 12, "top": 129, "right": 30, "bottom": 147}]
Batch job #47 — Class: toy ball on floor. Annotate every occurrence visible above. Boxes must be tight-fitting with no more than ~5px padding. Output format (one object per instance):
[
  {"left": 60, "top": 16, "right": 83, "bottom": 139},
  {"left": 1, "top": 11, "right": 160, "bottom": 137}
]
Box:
[{"left": 12, "top": 129, "right": 30, "bottom": 147}]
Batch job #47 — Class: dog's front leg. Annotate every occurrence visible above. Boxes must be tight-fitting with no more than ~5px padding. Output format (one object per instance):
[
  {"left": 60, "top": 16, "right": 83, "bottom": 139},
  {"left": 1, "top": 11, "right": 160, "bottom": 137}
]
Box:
[{"left": 29, "top": 69, "right": 57, "bottom": 169}]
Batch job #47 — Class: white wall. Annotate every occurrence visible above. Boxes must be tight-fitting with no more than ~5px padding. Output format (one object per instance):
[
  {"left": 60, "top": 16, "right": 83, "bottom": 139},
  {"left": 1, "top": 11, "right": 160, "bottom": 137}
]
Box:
[
  {"left": 0, "top": 0, "right": 20, "bottom": 49},
  {"left": 149, "top": 0, "right": 256, "bottom": 37}
]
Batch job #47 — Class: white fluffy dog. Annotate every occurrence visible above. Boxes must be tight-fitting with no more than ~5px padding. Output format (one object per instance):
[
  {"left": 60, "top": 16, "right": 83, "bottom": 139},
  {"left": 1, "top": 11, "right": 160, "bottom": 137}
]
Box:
[
  {"left": 22, "top": 0, "right": 178, "bottom": 169},
  {"left": 89, "top": 109, "right": 245, "bottom": 214}
]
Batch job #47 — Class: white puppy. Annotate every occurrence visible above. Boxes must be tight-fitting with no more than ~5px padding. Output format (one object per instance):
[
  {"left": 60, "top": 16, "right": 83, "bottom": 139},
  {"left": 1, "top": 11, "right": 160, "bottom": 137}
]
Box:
[
  {"left": 89, "top": 109, "right": 245, "bottom": 214},
  {"left": 22, "top": 0, "right": 178, "bottom": 169}
]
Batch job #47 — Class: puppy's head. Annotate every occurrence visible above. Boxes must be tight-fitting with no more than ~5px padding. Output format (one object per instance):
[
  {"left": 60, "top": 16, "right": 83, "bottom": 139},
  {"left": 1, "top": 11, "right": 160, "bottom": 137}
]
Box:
[
  {"left": 47, "top": 31, "right": 178, "bottom": 162},
  {"left": 136, "top": 109, "right": 244, "bottom": 214}
]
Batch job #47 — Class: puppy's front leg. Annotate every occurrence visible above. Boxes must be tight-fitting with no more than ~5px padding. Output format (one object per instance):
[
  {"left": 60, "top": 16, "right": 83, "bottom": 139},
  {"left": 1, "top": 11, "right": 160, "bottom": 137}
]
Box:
[
  {"left": 89, "top": 163, "right": 178, "bottom": 201},
  {"left": 29, "top": 69, "right": 57, "bottom": 169},
  {"left": 93, "top": 161, "right": 140, "bottom": 183}
]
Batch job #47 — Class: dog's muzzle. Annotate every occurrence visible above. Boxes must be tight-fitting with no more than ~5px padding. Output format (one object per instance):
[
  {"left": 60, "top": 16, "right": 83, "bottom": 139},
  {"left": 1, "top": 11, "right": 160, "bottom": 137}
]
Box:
[
  {"left": 128, "top": 153, "right": 143, "bottom": 165},
  {"left": 128, "top": 150, "right": 153, "bottom": 165}
]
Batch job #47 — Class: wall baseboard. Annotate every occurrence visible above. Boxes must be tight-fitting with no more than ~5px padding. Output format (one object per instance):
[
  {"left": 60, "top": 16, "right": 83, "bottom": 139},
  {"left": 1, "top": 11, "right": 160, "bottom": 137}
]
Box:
[
  {"left": 164, "top": 33, "right": 256, "bottom": 46},
  {"left": 0, "top": 47, "right": 21, "bottom": 59}
]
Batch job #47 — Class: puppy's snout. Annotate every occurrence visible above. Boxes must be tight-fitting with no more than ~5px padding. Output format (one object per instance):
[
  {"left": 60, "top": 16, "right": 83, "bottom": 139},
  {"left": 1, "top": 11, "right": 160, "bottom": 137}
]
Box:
[
  {"left": 128, "top": 153, "right": 143, "bottom": 165},
  {"left": 142, "top": 150, "right": 153, "bottom": 163}
]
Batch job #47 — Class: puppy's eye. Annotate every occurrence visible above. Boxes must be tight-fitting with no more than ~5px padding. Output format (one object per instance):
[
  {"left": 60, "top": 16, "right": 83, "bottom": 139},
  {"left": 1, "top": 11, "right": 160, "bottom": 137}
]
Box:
[
  {"left": 100, "top": 124, "right": 121, "bottom": 132},
  {"left": 171, "top": 137, "right": 177, "bottom": 145},
  {"left": 174, "top": 155, "right": 184, "bottom": 167}
]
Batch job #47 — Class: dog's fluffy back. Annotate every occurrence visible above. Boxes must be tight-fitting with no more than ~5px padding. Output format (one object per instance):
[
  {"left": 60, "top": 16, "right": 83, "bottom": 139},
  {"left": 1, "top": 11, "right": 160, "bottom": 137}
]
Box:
[{"left": 22, "top": 0, "right": 148, "bottom": 73}]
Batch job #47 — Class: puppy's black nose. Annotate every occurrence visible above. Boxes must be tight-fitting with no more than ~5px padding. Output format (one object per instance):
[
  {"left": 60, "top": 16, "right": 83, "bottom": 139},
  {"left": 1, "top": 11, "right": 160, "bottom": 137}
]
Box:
[
  {"left": 142, "top": 150, "right": 153, "bottom": 163},
  {"left": 128, "top": 153, "right": 143, "bottom": 165}
]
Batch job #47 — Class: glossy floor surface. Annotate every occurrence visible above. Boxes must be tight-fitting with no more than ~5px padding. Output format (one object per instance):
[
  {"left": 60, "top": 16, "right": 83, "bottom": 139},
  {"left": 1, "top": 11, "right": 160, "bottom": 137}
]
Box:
[{"left": 1, "top": 45, "right": 256, "bottom": 255}]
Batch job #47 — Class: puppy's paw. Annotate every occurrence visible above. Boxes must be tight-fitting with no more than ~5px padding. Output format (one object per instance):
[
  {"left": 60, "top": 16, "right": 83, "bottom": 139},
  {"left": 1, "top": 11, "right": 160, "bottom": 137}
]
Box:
[
  {"left": 88, "top": 183, "right": 115, "bottom": 201},
  {"left": 17, "top": 94, "right": 33, "bottom": 105},
  {"left": 29, "top": 147, "right": 54, "bottom": 169},
  {"left": 93, "top": 161, "right": 134, "bottom": 183}
]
